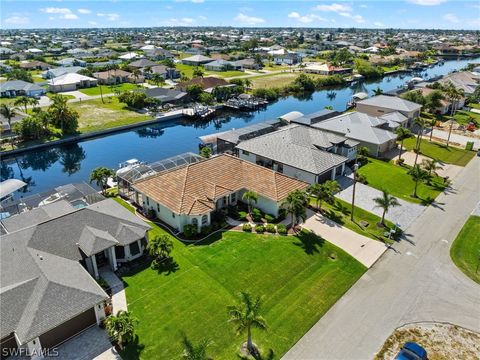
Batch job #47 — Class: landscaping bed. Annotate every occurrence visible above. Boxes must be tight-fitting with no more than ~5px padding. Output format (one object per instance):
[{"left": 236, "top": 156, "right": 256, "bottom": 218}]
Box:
[{"left": 450, "top": 215, "right": 480, "bottom": 284}]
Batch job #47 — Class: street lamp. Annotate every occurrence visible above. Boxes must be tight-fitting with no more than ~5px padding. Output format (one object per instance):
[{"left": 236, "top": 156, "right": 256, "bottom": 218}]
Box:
[{"left": 350, "top": 163, "right": 359, "bottom": 221}]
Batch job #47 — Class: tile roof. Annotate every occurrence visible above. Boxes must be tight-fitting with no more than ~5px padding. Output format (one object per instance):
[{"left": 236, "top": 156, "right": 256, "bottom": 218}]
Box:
[{"left": 133, "top": 154, "right": 308, "bottom": 216}]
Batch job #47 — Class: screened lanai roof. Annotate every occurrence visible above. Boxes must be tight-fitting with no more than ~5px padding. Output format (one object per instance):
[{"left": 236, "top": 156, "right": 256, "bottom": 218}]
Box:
[{"left": 117, "top": 152, "right": 204, "bottom": 184}]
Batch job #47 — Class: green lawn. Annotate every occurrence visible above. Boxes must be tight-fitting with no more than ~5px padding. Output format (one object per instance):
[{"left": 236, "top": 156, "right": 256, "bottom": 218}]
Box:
[
  {"left": 69, "top": 97, "right": 151, "bottom": 133},
  {"left": 358, "top": 158, "right": 446, "bottom": 204},
  {"left": 402, "top": 137, "right": 475, "bottom": 166},
  {"left": 175, "top": 63, "right": 244, "bottom": 79},
  {"left": 453, "top": 110, "right": 480, "bottom": 126},
  {"left": 450, "top": 216, "right": 480, "bottom": 284},
  {"left": 310, "top": 197, "right": 396, "bottom": 243},
  {"left": 78, "top": 83, "right": 141, "bottom": 96},
  {"left": 118, "top": 202, "right": 366, "bottom": 359}
]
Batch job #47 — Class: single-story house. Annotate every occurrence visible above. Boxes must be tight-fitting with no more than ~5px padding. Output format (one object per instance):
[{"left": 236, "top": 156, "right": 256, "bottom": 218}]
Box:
[
  {"left": 48, "top": 73, "right": 98, "bottom": 93},
  {"left": 0, "top": 47, "right": 15, "bottom": 59},
  {"left": 312, "top": 111, "right": 398, "bottom": 157},
  {"left": 273, "top": 53, "right": 301, "bottom": 65},
  {"left": 303, "top": 62, "right": 352, "bottom": 75},
  {"left": 145, "top": 65, "right": 180, "bottom": 79},
  {"left": 143, "top": 48, "right": 174, "bottom": 60},
  {"left": 280, "top": 109, "right": 341, "bottom": 126},
  {"left": 119, "top": 52, "right": 142, "bottom": 61},
  {"left": 0, "top": 80, "right": 45, "bottom": 98},
  {"left": 204, "top": 59, "right": 243, "bottom": 72},
  {"left": 236, "top": 124, "right": 356, "bottom": 184},
  {"left": 42, "top": 66, "right": 83, "bottom": 79},
  {"left": 56, "top": 57, "right": 86, "bottom": 67},
  {"left": 234, "top": 58, "right": 262, "bottom": 70},
  {"left": 414, "top": 87, "right": 453, "bottom": 115},
  {"left": 355, "top": 94, "right": 422, "bottom": 126},
  {"left": 181, "top": 54, "right": 213, "bottom": 66},
  {"left": 128, "top": 58, "right": 158, "bottom": 69},
  {"left": 133, "top": 154, "right": 308, "bottom": 232},
  {"left": 142, "top": 87, "right": 190, "bottom": 104},
  {"left": 175, "top": 76, "right": 230, "bottom": 92},
  {"left": 93, "top": 69, "right": 144, "bottom": 85},
  {"left": 19, "top": 61, "right": 51, "bottom": 71},
  {"left": 0, "top": 199, "right": 150, "bottom": 357},
  {"left": 438, "top": 71, "right": 480, "bottom": 96}
]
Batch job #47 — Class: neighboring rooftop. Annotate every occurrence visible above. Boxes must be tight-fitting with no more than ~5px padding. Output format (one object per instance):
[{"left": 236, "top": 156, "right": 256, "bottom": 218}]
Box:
[{"left": 356, "top": 94, "right": 422, "bottom": 112}]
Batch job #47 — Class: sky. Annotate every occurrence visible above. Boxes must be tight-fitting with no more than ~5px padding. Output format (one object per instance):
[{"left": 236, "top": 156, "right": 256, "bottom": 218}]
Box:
[{"left": 1, "top": 0, "right": 479, "bottom": 30}]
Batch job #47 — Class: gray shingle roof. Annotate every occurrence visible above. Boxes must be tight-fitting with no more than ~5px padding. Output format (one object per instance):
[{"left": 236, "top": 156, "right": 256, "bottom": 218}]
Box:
[
  {"left": 78, "top": 226, "right": 119, "bottom": 257},
  {"left": 236, "top": 125, "right": 348, "bottom": 175},
  {"left": 0, "top": 80, "right": 43, "bottom": 92},
  {"left": 357, "top": 94, "right": 422, "bottom": 112}
]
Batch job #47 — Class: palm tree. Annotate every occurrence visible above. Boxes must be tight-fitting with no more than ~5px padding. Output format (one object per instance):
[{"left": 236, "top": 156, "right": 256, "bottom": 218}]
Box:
[
  {"left": 442, "top": 82, "right": 464, "bottom": 148},
  {"left": 395, "top": 127, "right": 412, "bottom": 162},
  {"left": 193, "top": 67, "right": 204, "bottom": 78},
  {"left": 227, "top": 291, "right": 267, "bottom": 355},
  {"left": 181, "top": 334, "right": 212, "bottom": 360},
  {"left": 132, "top": 69, "right": 142, "bottom": 85},
  {"left": 147, "top": 234, "right": 174, "bottom": 261},
  {"left": 413, "top": 117, "right": 427, "bottom": 166},
  {"left": 421, "top": 159, "right": 443, "bottom": 184},
  {"left": 244, "top": 78, "right": 252, "bottom": 91},
  {"left": 373, "top": 190, "right": 400, "bottom": 226},
  {"left": 89, "top": 166, "right": 115, "bottom": 195},
  {"left": 105, "top": 310, "right": 138, "bottom": 350},
  {"left": 0, "top": 104, "right": 18, "bottom": 148},
  {"left": 373, "top": 87, "right": 383, "bottom": 96},
  {"left": 151, "top": 73, "right": 166, "bottom": 87},
  {"left": 408, "top": 164, "right": 429, "bottom": 198},
  {"left": 14, "top": 96, "right": 36, "bottom": 113},
  {"left": 281, "top": 189, "right": 309, "bottom": 229},
  {"left": 426, "top": 117, "right": 437, "bottom": 142},
  {"left": 242, "top": 190, "right": 258, "bottom": 217},
  {"left": 309, "top": 180, "right": 340, "bottom": 213}
]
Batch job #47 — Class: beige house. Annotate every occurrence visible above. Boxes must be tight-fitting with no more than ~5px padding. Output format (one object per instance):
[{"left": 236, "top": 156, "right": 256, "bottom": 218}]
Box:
[
  {"left": 93, "top": 69, "right": 144, "bottom": 85},
  {"left": 48, "top": 73, "right": 98, "bottom": 93},
  {"left": 356, "top": 95, "right": 422, "bottom": 127}
]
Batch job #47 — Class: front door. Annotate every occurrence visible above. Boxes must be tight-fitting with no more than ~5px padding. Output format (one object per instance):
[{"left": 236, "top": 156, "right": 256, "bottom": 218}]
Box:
[{"left": 95, "top": 251, "right": 107, "bottom": 267}]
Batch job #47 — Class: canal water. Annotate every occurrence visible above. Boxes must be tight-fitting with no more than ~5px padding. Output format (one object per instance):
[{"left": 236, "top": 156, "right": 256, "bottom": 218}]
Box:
[{"left": 1, "top": 57, "right": 478, "bottom": 196}]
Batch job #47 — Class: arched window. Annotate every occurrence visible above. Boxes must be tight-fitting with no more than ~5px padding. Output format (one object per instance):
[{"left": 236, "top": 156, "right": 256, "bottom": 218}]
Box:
[{"left": 201, "top": 215, "right": 208, "bottom": 225}]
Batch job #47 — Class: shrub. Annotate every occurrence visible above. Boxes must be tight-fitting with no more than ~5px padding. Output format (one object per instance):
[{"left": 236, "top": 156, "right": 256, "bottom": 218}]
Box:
[
  {"left": 265, "top": 223, "right": 276, "bottom": 233},
  {"left": 355, "top": 173, "right": 368, "bottom": 184},
  {"left": 275, "top": 209, "right": 286, "bottom": 222},
  {"left": 277, "top": 224, "right": 287, "bottom": 235},
  {"left": 147, "top": 209, "right": 156, "bottom": 219},
  {"left": 252, "top": 208, "right": 263, "bottom": 222},
  {"left": 183, "top": 224, "right": 197, "bottom": 238},
  {"left": 200, "top": 225, "right": 213, "bottom": 236},
  {"left": 242, "top": 223, "right": 252, "bottom": 232},
  {"left": 255, "top": 224, "right": 265, "bottom": 233},
  {"left": 238, "top": 211, "right": 248, "bottom": 220},
  {"left": 264, "top": 214, "right": 275, "bottom": 223}
]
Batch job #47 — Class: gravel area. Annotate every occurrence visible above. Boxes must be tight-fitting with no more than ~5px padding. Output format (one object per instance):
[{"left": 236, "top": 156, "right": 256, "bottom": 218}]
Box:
[
  {"left": 375, "top": 322, "right": 480, "bottom": 360},
  {"left": 336, "top": 175, "right": 426, "bottom": 230}
]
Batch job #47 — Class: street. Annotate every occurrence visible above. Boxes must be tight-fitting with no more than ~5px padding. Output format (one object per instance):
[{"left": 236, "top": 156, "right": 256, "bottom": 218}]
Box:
[{"left": 283, "top": 156, "right": 480, "bottom": 360}]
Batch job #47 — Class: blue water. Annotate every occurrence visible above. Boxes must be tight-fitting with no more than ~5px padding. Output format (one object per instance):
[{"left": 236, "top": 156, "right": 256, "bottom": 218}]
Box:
[{"left": 1, "top": 57, "right": 478, "bottom": 197}]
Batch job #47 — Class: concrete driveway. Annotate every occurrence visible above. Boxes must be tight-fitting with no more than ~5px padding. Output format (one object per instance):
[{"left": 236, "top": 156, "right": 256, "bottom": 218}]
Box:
[
  {"left": 336, "top": 176, "right": 426, "bottom": 230},
  {"left": 302, "top": 210, "right": 387, "bottom": 268},
  {"left": 283, "top": 157, "right": 480, "bottom": 360}
]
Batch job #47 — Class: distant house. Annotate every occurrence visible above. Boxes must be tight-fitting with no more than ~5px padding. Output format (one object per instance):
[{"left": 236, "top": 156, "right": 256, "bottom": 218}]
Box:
[
  {"left": 0, "top": 199, "right": 150, "bottom": 356},
  {"left": 143, "top": 87, "right": 190, "bottom": 104},
  {"left": 0, "top": 80, "right": 45, "bottom": 98},
  {"left": 273, "top": 53, "right": 301, "bottom": 65},
  {"left": 48, "top": 73, "right": 98, "bottom": 93},
  {"left": 133, "top": 154, "right": 308, "bottom": 232},
  {"left": 93, "top": 69, "right": 144, "bottom": 85},
  {"left": 145, "top": 65, "right": 180, "bottom": 79},
  {"left": 203, "top": 59, "right": 243, "bottom": 72},
  {"left": 19, "top": 60, "right": 51, "bottom": 70},
  {"left": 303, "top": 62, "right": 352, "bottom": 75},
  {"left": 119, "top": 52, "right": 142, "bottom": 61},
  {"left": 0, "top": 47, "right": 15, "bottom": 59},
  {"left": 56, "top": 57, "right": 86, "bottom": 67},
  {"left": 234, "top": 58, "right": 261, "bottom": 70},
  {"left": 175, "top": 76, "right": 230, "bottom": 92},
  {"left": 144, "top": 48, "right": 174, "bottom": 60},
  {"left": 128, "top": 58, "right": 158, "bottom": 69},
  {"left": 438, "top": 71, "right": 480, "bottom": 96},
  {"left": 42, "top": 66, "right": 83, "bottom": 79},
  {"left": 355, "top": 94, "right": 422, "bottom": 126},
  {"left": 181, "top": 54, "right": 213, "bottom": 66}
]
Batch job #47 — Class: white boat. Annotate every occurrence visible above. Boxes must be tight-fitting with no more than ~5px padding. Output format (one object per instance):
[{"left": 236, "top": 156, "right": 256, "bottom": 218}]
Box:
[
  {"left": 116, "top": 159, "right": 142, "bottom": 177},
  {"left": 39, "top": 192, "right": 65, "bottom": 206}
]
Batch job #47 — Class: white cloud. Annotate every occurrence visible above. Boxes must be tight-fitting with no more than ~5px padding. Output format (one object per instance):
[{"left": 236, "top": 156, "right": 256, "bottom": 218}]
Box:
[
  {"left": 443, "top": 13, "right": 459, "bottom": 23},
  {"left": 313, "top": 3, "right": 352, "bottom": 13},
  {"left": 88, "top": 21, "right": 97, "bottom": 26},
  {"left": 41, "top": 7, "right": 78, "bottom": 20},
  {"left": 374, "top": 21, "right": 386, "bottom": 27},
  {"left": 4, "top": 16, "right": 29, "bottom": 25},
  {"left": 97, "top": 13, "right": 120, "bottom": 21},
  {"left": 234, "top": 13, "right": 265, "bottom": 25},
  {"left": 198, "top": 15, "right": 207, "bottom": 20},
  {"left": 78, "top": 9, "right": 92, "bottom": 14},
  {"left": 407, "top": 0, "right": 447, "bottom": 5},
  {"left": 162, "top": 17, "right": 196, "bottom": 26},
  {"left": 339, "top": 12, "right": 365, "bottom": 23},
  {"left": 288, "top": 12, "right": 327, "bottom": 24}
]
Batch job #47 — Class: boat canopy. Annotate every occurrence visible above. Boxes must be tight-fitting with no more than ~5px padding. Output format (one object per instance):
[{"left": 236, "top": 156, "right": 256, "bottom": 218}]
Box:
[
  {"left": 352, "top": 92, "right": 368, "bottom": 100},
  {"left": 0, "top": 179, "right": 27, "bottom": 199}
]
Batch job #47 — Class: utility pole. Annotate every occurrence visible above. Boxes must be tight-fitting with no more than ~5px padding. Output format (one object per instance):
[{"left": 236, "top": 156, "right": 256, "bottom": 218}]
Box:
[{"left": 350, "top": 163, "right": 359, "bottom": 221}]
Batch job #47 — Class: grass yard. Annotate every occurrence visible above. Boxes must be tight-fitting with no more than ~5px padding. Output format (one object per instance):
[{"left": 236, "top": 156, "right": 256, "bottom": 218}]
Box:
[
  {"left": 70, "top": 97, "right": 151, "bottom": 133},
  {"left": 118, "top": 202, "right": 366, "bottom": 359},
  {"left": 249, "top": 72, "right": 299, "bottom": 89},
  {"left": 450, "top": 216, "right": 480, "bottom": 284},
  {"left": 310, "top": 197, "right": 396, "bottom": 243},
  {"left": 78, "top": 83, "right": 141, "bottom": 96},
  {"left": 402, "top": 137, "right": 475, "bottom": 166},
  {"left": 453, "top": 109, "right": 480, "bottom": 125},
  {"left": 358, "top": 158, "right": 446, "bottom": 204},
  {"left": 175, "top": 63, "right": 244, "bottom": 79}
]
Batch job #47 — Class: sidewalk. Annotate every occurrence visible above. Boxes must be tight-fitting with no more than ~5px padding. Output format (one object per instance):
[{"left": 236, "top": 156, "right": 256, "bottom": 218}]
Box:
[
  {"left": 99, "top": 268, "right": 127, "bottom": 313},
  {"left": 302, "top": 210, "right": 387, "bottom": 268}
]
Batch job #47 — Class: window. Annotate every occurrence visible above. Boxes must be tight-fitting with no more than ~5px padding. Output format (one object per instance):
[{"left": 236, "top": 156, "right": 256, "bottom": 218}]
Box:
[
  {"left": 130, "top": 241, "right": 140, "bottom": 256},
  {"left": 231, "top": 192, "right": 236, "bottom": 202},
  {"left": 115, "top": 246, "right": 125, "bottom": 259},
  {"left": 192, "top": 218, "right": 198, "bottom": 228},
  {"left": 202, "top": 215, "right": 208, "bottom": 225},
  {"left": 157, "top": 204, "right": 160, "bottom": 212},
  {"left": 146, "top": 197, "right": 150, "bottom": 205},
  {"left": 172, "top": 212, "right": 176, "bottom": 218},
  {"left": 242, "top": 150, "right": 250, "bottom": 156}
]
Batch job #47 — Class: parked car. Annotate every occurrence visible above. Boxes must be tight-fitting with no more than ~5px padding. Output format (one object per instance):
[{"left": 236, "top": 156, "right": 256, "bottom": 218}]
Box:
[{"left": 394, "top": 342, "right": 427, "bottom": 360}]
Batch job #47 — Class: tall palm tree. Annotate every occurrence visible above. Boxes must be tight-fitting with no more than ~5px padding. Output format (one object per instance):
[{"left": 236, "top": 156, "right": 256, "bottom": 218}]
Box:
[
  {"left": 0, "top": 104, "right": 18, "bottom": 148},
  {"left": 395, "top": 127, "right": 412, "bottom": 162},
  {"left": 132, "top": 69, "right": 142, "bottom": 85},
  {"left": 105, "top": 310, "right": 137, "bottom": 350},
  {"left": 442, "top": 82, "right": 464, "bottom": 148},
  {"left": 426, "top": 117, "right": 437, "bottom": 142},
  {"left": 413, "top": 117, "right": 427, "bottom": 166},
  {"left": 242, "top": 190, "right": 258, "bottom": 217},
  {"left": 181, "top": 334, "right": 212, "bottom": 360},
  {"left": 281, "top": 189, "right": 309, "bottom": 228},
  {"left": 408, "top": 164, "right": 429, "bottom": 198},
  {"left": 373, "top": 190, "right": 400, "bottom": 226},
  {"left": 227, "top": 291, "right": 267, "bottom": 355},
  {"left": 421, "top": 159, "right": 443, "bottom": 183}
]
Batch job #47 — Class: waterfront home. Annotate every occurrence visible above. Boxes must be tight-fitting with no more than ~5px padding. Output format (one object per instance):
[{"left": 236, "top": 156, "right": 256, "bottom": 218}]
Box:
[
  {"left": 133, "top": 154, "right": 308, "bottom": 232},
  {"left": 414, "top": 87, "right": 452, "bottom": 115},
  {"left": 0, "top": 80, "right": 45, "bottom": 98},
  {"left": 142, "top": 87, "right": 190, "bottom": 104},
  {"left": 279, "top": 109, "right": 340, "bottom": 126},
  {"left": 236, "top": 124, "right": 356, "bottom": 184},
  {"left": 303, "top": 62, "right": 352, "bottom": 76},
  {"left": 48, "top": 73, "right": 98, "bottom": 93},
  {"left": 143, "top": 47, "right": 174, "bottom": 60},
  {"left": 437, "top": 71, "right": 480, "bottom": 96},
  {"left": 93, "top": 69, "right": 144, "bottom": 85},
  {"left": 181, "top": 54, "right": 213, "bottom": 66},
  {"left": 312, "top": 111, "right": 398, "bottom": 157},
  {"left": 0, "top": 199, "right": 150, "bottom": 356},
  {"left": 175, "top": 76, "right": 230, "bottom": 92},
  {"left": 355, "top": 94, "right": 422, "bottom": 126},
  {"left": 42, "top": 66, "right": 83, "bottom": 79}
]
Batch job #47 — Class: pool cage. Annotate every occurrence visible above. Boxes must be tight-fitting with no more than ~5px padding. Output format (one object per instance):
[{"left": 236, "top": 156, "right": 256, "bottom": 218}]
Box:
[{"left": 117, "top": 152, "right": 205, "bottom": 202}]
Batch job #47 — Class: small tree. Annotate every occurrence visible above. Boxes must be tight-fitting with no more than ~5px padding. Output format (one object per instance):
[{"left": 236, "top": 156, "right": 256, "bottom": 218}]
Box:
[
  {"left": 199, "top": 146, "right": 212, "bottom": 158},
  {"left": 421, "top": 159, "right": 443, "bottom": 184},
  {"left": 395, "top": 127, "right": 412, "bottom": 162},
  {"left": 151, "top": 73, "right": 166, "bottom": 87},
  {"left": 408, "top": 164, "right": 429, "bottom": 198},
  {"left": 242, "top": 190, "right": 258, "bottom": 217},
  {"left": 147, "top": 234, "right": 174, "bottom": 262},
  {"left": 105, "top": 310, "right": 137, "bottom": 350},
  {"left": 227, "top": 292, "right": 267, "bottom": 355},
  {"left": 193, "top": 67, "right": 204, "bottom": 78},
  {"left": 373, "top": 190, "right": 400, "bottom": 226},
  {"left": 309, "top": 180, "right": 340, "bottom": 212},
  {"left": 89, "top": 166, "right": 115, "bottom": 195},
  {"left": 281, "top": 189, "right": 309, "bottom": 228},
  {"left": 14, "top": 96, "right": 37, "bottom": 113},
  {"left": 181, "top": 334, "right": 212, "bottom": 360}
]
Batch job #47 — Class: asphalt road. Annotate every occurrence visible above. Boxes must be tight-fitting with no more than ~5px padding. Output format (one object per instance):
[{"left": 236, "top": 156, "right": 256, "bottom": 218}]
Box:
[{"left": 283, "top": 156, "right": 480, "bottom": 360}]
